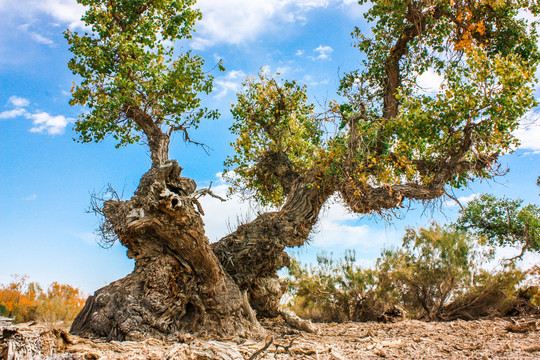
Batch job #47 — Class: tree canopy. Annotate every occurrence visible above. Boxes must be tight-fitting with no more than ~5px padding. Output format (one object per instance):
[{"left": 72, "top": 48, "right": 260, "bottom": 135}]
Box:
[
  {"left": 65, "top": 0, "right": 221, "bottom": 166},
  {"left": 458, "top": 194, "right": 540, "bottom": 259},
  {"left": 226, "top": 0, "right": 539, "bottom": 214}
]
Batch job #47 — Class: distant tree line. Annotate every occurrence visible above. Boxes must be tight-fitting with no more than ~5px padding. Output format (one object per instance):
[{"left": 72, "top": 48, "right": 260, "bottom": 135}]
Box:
[{"left": 0, "top": 276, "right": 85, "bottom": 324}]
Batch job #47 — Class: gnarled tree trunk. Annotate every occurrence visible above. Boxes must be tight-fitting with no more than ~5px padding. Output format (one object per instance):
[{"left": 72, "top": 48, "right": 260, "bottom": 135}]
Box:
[{"left": 70, "top": 161, "right": 262, "bottom": 340}]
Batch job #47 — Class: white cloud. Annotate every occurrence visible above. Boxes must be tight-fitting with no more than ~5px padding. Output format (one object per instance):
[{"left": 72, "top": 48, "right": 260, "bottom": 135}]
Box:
[
  {"left": 444, "top": 193, "right": 479, "bottom": 208},
  {"left": 9, "top": 96, "right": 30, "bottom": 108},
  {"left": 515, "top": 115, "right": 540, "bottom": 152},
  {"left": 313, "top": 45, "right": 333, "bottom": 60},
  {"left": 276, "top": 66, "right": 290, "bottom": 75},
  {"left": 311, "top": 200, "right": 400, "bottom": 250},
  {"left": 1, "top": 0, "right": 86, "bottom": 30},
  {"left": 36, "top": 0, "right": 86, "bottom": 30},
  {"left": 28, "top": 112, "right": 73, "bottom": 135},
  {"left": 0, "top": 108, "right": 28, "bottom": 119},
  {"left": 197, "top": 175, "right": 261, "bottom": 242},
  {"left": 22, "top": 194, "right": 38, "bottom": 201},
  {"left": 4, "top": 0, "right": 356, "bottom": 49},
  {"left": 493, "top": 246, "right": 540, "bottom": 271},
  {"left": 214, "top": 70, "right": 247, "bottom": 98},
  {"left": 2, "top": 95, "right": 73, "bottom": 135},
  {"left": 295, "top": 49, "right": 305, "bottom": 56},
  {"left": 302, "top": 74, "right": 329, "bottom": 86},
  {"left": 260, "top": 65, "right": 272, "bottom": 75},
  {"left": 193, "top": 0, "right": 334, "bottom": 48}
]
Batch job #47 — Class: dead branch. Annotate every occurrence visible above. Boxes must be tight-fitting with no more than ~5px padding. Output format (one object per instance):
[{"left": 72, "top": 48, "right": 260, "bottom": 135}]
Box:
[
  {"left": 273, "top": 335, "right": 300, "bottom": 358},
  {"left": 248, "top": 335, "right": 273, "bottom": 360},
  {"left": 194, "top": 182, "right": 226, "bottom": 201},
  {"left": 87, "top": 185, "right": 123, "bottom": 248}
]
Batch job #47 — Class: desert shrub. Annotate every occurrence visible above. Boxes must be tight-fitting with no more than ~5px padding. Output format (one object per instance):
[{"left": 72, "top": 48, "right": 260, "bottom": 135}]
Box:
[
  {"left": 441, "top": 264, "right": 526, "bottom": 320},
  {"left": 507, "top": 265, "right": 540, "bottom": 315},
  {"left": 0, "top": 275, "right": 40, "bottom": 322},
  {"left": 287, "top": 222, "right": 537, "bottom": 323},
  {"left": 376, "top": 224, "right": 532, "bottom": 320},
  {"left": 0, "top": 276, "right": 85, "bottom": 324},
  {"left": 286, "top": 251, "right": 399, "bottom": 323},
  {"left": 377, "top": 224, "right": 478, "bottom": 320},
  {"left": 522, "top": 265, "right": 540, "bottom": 307},
  {"left": 35, "top": 282, "right": 86, "bottom": 323}
]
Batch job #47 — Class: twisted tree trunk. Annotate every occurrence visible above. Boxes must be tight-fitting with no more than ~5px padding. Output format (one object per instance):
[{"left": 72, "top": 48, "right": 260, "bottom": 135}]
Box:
[{"left": 70, "top": 161, "right": 262, "bottom": 340}]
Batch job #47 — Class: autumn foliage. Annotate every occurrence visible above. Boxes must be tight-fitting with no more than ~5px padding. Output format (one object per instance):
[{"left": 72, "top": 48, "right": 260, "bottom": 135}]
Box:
[{"left": 0, "top": 276, "right": 85, "bottom": 324}]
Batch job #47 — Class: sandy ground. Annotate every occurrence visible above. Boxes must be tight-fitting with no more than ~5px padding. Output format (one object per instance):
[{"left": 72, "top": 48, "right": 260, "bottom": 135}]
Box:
[{"left": 1, "top": 317, "right": 539, "bottom": 359}]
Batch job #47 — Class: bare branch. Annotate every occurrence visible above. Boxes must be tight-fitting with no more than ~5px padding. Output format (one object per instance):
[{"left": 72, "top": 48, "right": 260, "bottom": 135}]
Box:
[
  {"left": 194, "top": 182, "right": 226, "bottom": 202},
  {"left": 87, "top": 185, "right": 123, "bottom": 249},
  {"left": 168, "top": 124, "right": 213, "bottom": 155}
]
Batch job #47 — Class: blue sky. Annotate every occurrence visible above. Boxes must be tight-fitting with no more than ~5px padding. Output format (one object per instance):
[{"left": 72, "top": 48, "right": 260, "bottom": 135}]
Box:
[{"left": 1, "top": 0, "right": 539, "bottom": 293}]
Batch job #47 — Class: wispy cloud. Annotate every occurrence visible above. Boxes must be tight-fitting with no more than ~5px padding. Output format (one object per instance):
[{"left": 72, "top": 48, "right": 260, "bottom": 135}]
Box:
[
  {"left": 1, "top": 95, "right": 74, "bottom": 135},
  {"left": 313, "top": 45, "right": 333, "bottom": 60},
  {"left": 75, "top": 232, "right": 98, "bottom": 246},
  {"left": 18, "top": 24, "right": 56, "bottom": 47},
  {"left": 214, "top": 70, "right": 247, "bottom": 98},
  {"left": 22, "top": 194, "right": 38, "bottom": 201},
  {"left": 30, "top": 32, "right": 54, "bottom": 46}
]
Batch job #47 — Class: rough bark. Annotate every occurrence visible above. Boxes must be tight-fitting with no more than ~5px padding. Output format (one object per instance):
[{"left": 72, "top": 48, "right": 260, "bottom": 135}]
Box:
[
  {"left": 124, "top": 105, "right": 170, "bottom": 168},
  {"left": 71, "top": 161, "right": 262, "bottom": 340},
  {"left": 213, "top": 172, "right": 334, "bottom": 317}
]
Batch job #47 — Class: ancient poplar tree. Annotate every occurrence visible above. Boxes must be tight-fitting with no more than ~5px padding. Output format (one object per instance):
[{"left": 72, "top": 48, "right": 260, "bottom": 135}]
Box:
[{"left": 67, "top": 0, "right": 540, "bottom": 340}]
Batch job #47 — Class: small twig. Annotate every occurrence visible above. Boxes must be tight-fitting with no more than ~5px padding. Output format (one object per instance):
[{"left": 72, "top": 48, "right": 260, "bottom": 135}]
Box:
[
  {"left": 248, "top": 335, "right": 274, "bottom": 360},
  {"left": 274, "top": 335, "right": 300, "bottom": 358},
  {"left": 167, "top": 124, "right": 213, "bottom": 155},
  {"left": 504, "top": 243, "right": 529, "bottom": 262},
  {"left": 194, "top": 182, "right": 226, "bottom": 202}
]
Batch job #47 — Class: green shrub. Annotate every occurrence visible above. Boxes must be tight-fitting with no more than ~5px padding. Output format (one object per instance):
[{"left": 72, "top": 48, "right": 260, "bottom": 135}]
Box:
[
  {"left": 286, "top": 250, "right": 400, "bottom": 323},
  {"left": 377, "top": 224, "right": 478, "bottom": 320}
]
